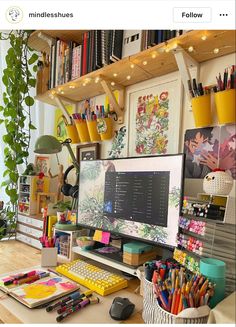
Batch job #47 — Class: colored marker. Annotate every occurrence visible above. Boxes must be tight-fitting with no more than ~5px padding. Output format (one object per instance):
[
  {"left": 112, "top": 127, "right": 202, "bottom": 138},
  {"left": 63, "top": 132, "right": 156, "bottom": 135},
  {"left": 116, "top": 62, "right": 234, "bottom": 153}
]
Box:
[
  {"left": 15, "top": 272, "right": 49, "bottom": 285},
  {"left": 46, "top": 290, "right": 82, "bottom": 312}
]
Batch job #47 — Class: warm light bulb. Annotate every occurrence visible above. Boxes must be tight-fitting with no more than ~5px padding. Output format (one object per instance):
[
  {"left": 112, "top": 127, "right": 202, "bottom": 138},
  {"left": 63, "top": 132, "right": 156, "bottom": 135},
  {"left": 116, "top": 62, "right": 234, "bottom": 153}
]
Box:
[
  {"left": 130, "top": 64, "right": 134, "bottom": 69},
  {"left": 201, "top": 35, "right": 207, "bottom": 41},
  {"left": 213, "top": 48, "right": 219, "bottom": 54},
  {"left": 188, "top": 46, "right": 194, "bottom": 52},
  {"left": 126, "top": 75, "right": 131, "bottom": 80},
  {"left": 60, "top": 91, "right": 65, "bottom": 94},
  {"left": 111, "top": 81, "right": 115, "bottom": 86},
  {"left": 151, "top": 52, "right": 157, "bottom": 59},
  {"left": 69, "top": 85, "right": 75, "bottom": 89},
  {"left": 113, "top": 73, "right": 118, "bottom": 77},
  {"left": 165, "top": 47, "right": 170, "bottom": 53},
  {"left": 95, "top": 77, "right": 100, "bottom": 83},
  {"left": 143, "top": 61, "right": 147, "bottom": 66},
  {"left": 82, "top": 82, "right": 86, "bottom": 86}
]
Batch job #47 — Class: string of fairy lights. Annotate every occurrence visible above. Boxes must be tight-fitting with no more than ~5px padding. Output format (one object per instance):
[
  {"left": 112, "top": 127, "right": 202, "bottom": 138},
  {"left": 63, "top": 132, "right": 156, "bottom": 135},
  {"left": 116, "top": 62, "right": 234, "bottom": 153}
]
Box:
[{"left": 48, "top": 31, "right": 234, "bottom": 100}]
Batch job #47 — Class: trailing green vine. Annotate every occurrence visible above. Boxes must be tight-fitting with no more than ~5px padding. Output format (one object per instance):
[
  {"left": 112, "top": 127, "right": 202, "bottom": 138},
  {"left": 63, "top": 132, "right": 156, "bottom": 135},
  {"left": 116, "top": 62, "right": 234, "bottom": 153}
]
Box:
[{"left": 0, "top": 30, "right": 38, "bottom": 239}]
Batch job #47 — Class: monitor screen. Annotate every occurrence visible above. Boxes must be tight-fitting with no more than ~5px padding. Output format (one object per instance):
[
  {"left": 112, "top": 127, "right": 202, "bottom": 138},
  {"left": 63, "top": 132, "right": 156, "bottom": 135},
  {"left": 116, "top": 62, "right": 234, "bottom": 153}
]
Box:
[{"left": 77, "top": 154, "right": 184, "bottom": 248}]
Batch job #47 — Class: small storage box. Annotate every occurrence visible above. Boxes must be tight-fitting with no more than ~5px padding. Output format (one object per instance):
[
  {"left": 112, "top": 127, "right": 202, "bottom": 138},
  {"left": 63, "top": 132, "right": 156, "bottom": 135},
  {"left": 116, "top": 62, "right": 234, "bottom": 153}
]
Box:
[{"left": 123, "top": 242, "right": 157, "bottom": 266}]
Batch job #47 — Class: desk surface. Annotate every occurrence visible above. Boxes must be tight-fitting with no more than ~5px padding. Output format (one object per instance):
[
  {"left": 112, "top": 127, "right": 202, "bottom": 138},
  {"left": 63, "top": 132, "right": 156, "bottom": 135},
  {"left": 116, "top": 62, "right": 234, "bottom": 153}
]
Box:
[{"left": 0, "top": 240, "right": 144, "bottom": 324}]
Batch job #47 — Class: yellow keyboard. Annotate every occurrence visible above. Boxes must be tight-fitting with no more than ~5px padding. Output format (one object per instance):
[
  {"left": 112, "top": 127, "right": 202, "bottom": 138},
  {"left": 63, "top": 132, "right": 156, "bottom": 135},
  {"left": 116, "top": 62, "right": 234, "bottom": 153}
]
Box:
[{"left": 56, "top": 259, "right": 128, "bottom": 296}]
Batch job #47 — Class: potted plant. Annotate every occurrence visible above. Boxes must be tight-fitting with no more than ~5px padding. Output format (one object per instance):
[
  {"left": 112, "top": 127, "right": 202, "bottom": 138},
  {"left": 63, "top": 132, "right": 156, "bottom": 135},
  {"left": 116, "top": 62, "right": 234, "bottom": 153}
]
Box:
[{"left": 53, "top": 200, "right": 72, "bottom": 222}]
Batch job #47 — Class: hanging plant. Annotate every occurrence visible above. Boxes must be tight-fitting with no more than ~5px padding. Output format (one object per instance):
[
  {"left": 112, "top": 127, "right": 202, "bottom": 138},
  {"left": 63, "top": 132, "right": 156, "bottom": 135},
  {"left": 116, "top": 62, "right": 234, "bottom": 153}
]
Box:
[{"left": 0, "top": 30, "right": 38, "bottom": 239}]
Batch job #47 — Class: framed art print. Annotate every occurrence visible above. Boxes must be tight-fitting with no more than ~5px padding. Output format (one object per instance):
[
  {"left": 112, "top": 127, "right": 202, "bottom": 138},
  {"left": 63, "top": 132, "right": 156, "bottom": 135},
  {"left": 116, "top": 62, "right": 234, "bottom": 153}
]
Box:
[
  {"left": 76, "top": 143, "right": 100, "bottom": 163},
  {"left": 127, "top": 72, "right": 183, "bottom": 156}
]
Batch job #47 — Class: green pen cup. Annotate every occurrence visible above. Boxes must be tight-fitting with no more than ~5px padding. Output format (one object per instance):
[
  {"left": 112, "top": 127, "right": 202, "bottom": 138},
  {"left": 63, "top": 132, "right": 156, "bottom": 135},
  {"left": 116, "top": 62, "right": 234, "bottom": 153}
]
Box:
[{"left": 200, "top": 258, "right": 226, "bottom": 308}]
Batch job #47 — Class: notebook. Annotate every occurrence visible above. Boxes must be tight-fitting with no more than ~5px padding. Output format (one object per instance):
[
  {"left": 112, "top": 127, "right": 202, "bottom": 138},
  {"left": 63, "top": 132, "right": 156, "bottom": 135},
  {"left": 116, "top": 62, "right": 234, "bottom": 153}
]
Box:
[{"left": 0, "top": 268, "right": 79, "bottom": 308}]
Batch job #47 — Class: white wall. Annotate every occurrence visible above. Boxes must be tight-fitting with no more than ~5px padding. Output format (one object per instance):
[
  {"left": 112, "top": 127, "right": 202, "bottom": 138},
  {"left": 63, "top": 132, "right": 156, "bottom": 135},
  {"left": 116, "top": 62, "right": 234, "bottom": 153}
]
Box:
[{"left": 33, "top": 52, "right": 236, "bottom": 198}]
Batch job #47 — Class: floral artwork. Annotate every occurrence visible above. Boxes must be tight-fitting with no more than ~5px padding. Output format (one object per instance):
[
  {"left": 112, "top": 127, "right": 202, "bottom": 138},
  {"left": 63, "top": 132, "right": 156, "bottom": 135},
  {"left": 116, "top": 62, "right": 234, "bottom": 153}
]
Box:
[
  {"left": 135, "top": 92, "right": 169, "bottom": 155},
  {"left": 108, "top": 126, "right": 126, "bottom": 159}
]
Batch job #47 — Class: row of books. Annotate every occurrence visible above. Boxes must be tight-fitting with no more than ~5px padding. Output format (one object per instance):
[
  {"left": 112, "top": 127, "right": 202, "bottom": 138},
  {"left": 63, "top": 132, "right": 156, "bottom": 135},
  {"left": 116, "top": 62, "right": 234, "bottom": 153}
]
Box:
[{"left": 49, "top": 30, "right": 188, "bottom": 89}]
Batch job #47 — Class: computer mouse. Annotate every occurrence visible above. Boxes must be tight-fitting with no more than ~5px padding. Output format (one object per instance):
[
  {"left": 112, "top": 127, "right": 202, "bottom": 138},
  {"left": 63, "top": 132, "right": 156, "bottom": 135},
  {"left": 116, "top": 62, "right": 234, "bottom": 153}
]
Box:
[{"left": 109, "top": 297, "right": 135, "bottom": 320}]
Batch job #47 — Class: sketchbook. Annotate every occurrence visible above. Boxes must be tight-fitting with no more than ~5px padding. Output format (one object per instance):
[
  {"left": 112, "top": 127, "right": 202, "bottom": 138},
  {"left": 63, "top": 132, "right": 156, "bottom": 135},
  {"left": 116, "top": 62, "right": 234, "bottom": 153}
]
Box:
[{"left": 0, "top": 268, "right": 79, "bottom": 308}]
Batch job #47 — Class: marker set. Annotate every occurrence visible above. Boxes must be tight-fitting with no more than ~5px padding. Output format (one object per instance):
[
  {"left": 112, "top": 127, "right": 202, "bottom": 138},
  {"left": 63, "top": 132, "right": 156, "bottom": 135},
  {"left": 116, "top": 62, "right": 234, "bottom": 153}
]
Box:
[
  {"left": 72, "top": 105, "right": 111, "bottom": 122},
  {"left": 182, "top": 202, "right": 225, "bottom": 222},
  {"left": 187, "top": 78, "right": 210, "bottom": 98},
  {"left": 173, "top": 248, "right": 200, "bottom": 274},
  {"left": 3, "top": 270, "right": 49, "bottom": 286},
  {"left": 179, "top": 216, "right": 206, "bottom": 236},
  {"left": 214, "top": 65, "right": 236, "bottom": 92},
  {"left": 177, "top": 233, "right": 203, "bottom": 254},
  {"left": 45, "top": 289, "right": 99, "bottom": 322}
]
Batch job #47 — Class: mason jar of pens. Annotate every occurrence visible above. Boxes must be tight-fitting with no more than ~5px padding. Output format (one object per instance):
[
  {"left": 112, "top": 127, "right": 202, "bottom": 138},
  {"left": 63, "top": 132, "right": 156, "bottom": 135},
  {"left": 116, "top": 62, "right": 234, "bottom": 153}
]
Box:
[
  {"left": 72, "top": 104, "right": 113, "bottom": 143},
  {"left": 188, "top": 78, "right": 212, "bottom": 128},
  {"left": 143, "top": 259, "right": 212, "bottom": 324},
  {"left": 214, "top": 65, "right": 236, "bottom": 124}
]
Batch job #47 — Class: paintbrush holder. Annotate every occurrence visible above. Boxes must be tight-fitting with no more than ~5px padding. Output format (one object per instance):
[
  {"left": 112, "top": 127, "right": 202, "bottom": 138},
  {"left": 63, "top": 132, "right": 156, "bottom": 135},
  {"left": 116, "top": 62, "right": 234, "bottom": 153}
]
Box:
[
  {"left": 214, "top": 89, "right": 236, "bottom": 124},
  {"left": 97, "top": 117, "right": 113, "bottom": 140},
  {"left": 87, "top": 120, "right": 101, "bottom": 142},
  {"left": 65, "top": 125, "right": 80, "bottom": 144},
  {"left": 75, "top": 120, "right": 90, "bottom": 143},
  {"left": 191, "top": 94, "right": 212, "bottom": 128}
]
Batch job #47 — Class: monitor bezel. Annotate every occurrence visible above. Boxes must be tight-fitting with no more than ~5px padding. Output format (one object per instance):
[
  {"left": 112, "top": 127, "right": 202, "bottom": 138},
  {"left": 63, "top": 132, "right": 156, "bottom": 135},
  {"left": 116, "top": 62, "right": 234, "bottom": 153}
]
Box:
[{"left": 76, "top": 153, "right": 185, "bottom": 250}]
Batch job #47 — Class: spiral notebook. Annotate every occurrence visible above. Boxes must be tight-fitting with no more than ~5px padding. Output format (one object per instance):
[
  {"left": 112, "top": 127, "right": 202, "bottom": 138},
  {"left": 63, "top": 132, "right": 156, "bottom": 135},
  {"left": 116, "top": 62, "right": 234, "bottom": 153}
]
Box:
[{"left": 0, "top": 268, "right": 79, "bottom": 308}]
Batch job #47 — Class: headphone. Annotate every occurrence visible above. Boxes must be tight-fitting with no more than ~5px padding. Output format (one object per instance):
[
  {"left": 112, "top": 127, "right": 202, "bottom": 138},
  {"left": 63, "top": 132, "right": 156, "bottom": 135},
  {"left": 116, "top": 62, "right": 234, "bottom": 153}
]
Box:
[{"left": 61, "top": 165, "right": 79, "bottom": 198}]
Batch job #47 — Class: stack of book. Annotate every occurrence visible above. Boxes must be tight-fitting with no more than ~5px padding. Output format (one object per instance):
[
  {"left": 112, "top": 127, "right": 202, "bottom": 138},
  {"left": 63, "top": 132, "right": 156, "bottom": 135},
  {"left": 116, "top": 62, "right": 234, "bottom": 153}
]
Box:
[{"left": 49, "top": 30, "right": 124, "bottom": 89}]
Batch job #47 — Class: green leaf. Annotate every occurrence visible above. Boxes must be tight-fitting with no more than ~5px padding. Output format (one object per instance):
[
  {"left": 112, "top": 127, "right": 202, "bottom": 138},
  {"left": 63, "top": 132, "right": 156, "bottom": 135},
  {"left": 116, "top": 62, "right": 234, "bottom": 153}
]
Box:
[
  {"left": 28, "top": 53, "right": 38, "bottom": 65},
  {"left": 28, "top": 79, "right": 36, "bottom": 87},
  {"left": 33, "top": 65, "right": 38, "bottom": 72},
  {"left": 24, "top": 96, "right": 34, "bottom": 106},
  {"left": 29, "top": 123, "right": 37, "bottom": 130}
]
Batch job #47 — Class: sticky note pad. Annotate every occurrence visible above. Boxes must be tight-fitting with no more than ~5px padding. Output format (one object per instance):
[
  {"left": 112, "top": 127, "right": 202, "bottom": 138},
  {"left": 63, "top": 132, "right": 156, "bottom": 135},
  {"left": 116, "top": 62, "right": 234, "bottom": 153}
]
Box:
[
  {"left": 93, "top": 230, "right": 102, "bottom": 242},
  {"left": 101, "top": 231, "right": 110, "bottom": 245}
]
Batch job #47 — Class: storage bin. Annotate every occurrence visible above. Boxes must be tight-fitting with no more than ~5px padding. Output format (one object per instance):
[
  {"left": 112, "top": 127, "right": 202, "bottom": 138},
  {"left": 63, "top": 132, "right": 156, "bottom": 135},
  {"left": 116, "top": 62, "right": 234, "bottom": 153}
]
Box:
[
  {"left": 191, "top": 94, "right": 212, "bottom": 127},
  {"left": 75, "top": 120, "right": 90, "bottom": 143},
  {"left": 142, "top": 278, "right": 210, "bottom": 324},
  {"left": 200, "top": 258, "right": 226, "bottom": 308},
  {"left": 65, "top": 125, "right": 79, "bottom": 144},
  {"left": 87, "top": 120, "right": 101, "bottom": 142},
  {"left": 214, "top": 89, "right": 236, "bottom": 124},
  {"left": 97, "top": 117, "right": 113, "bottom": 140}
]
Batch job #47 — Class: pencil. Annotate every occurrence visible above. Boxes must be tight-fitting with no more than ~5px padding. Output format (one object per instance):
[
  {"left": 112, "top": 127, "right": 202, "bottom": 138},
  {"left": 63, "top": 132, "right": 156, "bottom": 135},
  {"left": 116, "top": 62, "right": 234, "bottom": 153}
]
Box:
[{"left": 171, "top": 289, "right": 177, "bottom": 314}]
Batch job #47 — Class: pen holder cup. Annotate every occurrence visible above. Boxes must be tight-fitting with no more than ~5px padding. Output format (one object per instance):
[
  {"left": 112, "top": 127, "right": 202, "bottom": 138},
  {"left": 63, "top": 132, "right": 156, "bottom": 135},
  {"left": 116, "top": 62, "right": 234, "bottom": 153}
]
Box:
[
  {"left": 214, "top": 89, "right": 236, "bottom": 124},
  {"left": 143, "top": 278, "right": 210, "bottom": 324},
  {"left": 97, "top": 117, "right": 113, "bottom": 141},
  {"left": 65, "top": 125, "right": 80, "bottom": 144},
  {"left": 75, "top": 120, "right": 91, "bottom": 143},
  {"left": 200, "top": 258, "right": 226, "bottom": 308},
  {"left": 191, "top": 94, "right": 212, "bottom": 127},
  {"left": 41, "top": 247, "right": 57, "bottom": 267},
  {"left": 87, "top": 121, "right": 101, "bottom": 142}
]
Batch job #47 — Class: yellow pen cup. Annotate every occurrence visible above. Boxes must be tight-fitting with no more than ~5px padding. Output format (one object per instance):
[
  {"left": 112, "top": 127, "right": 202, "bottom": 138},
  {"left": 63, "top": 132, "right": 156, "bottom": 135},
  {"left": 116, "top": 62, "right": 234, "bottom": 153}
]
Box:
[
  {"left": 191, "top": 94, "right": 212, "bottom": 128},
  {"left": 75, "top": 120, "right": 90, "bottom": 143},
  {"left": 214, "top": 89, "right": 236, "bottom": 125},
  {"left": 65, "top": 125, "right": 80, "bottom": 144},
  {"left": 87, "top": 120, "right": 101, "bottom": 142},
  {"left": 97, "top": 117, "right": 113, "bottom": 141}
]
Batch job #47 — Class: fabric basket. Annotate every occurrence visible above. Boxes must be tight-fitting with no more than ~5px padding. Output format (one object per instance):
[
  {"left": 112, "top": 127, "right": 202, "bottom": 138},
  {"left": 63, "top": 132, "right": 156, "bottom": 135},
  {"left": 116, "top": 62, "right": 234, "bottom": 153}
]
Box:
[{"left": 142, "top": 278, "right": 210, "bottom": 324}]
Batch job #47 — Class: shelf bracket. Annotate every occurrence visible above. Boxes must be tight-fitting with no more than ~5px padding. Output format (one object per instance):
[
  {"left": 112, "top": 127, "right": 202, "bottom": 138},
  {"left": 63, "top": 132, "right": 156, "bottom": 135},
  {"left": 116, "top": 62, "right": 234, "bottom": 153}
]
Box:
[
  {"left": 100, "top": 79, "right": 125, "bottom": 124},
  {"left": 54, "top": 95, "right": 72, "bottom": 124},
  {"left": 172, "top": 46, "right": 200, "bottom": 104}
]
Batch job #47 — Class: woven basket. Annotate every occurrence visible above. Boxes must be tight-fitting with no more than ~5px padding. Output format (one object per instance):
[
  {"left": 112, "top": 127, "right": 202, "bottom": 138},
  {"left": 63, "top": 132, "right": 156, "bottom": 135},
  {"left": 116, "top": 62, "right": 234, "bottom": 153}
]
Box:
[{"left": 142, "top": 278, "right": 210, "bottom": 324}]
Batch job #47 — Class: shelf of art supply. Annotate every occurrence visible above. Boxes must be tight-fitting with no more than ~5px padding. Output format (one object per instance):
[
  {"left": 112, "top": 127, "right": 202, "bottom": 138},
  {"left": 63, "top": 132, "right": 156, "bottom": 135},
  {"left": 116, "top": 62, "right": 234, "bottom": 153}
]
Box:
[
  {"left": 54, "top": 229, "right": 78, "bottom": 262},
  {"left": 29, "top": 30, "right": 236, "bottom": 106},
  {"left": 72, "top": 246, "right": 139, "bottom": 276}
]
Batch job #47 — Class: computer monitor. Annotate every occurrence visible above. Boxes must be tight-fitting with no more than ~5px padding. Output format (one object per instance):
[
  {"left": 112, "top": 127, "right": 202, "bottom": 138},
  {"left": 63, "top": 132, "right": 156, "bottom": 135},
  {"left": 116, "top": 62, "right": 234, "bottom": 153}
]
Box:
[{"left": 77, "top": 154, "right": 184, "bottom": 248}]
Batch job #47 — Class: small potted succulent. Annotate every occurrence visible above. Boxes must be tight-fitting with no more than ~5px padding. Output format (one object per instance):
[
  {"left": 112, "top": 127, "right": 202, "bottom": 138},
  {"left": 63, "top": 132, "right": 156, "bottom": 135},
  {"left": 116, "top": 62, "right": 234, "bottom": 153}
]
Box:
[{"left": 53, "top": 201, "right": 72, "bottom": 222}]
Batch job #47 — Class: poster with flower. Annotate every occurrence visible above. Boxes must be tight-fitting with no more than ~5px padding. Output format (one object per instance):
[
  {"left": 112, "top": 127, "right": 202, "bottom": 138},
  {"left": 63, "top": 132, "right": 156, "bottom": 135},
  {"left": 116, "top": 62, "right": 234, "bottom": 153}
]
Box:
[{"left": 127, "top": 73, "right": 183, "bottom": 156}]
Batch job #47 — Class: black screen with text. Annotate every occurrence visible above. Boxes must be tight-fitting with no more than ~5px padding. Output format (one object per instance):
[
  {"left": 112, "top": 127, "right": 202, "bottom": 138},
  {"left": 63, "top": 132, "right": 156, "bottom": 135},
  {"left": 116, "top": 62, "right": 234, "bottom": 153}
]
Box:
[{"left": 103, "top": 171, "right": 170, "bottom": 227}]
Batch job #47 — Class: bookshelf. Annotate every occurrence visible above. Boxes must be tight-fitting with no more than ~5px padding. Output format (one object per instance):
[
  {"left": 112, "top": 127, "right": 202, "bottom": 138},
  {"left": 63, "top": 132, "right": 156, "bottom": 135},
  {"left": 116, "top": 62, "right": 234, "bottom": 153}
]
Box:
[{"left": 29, "top": 30, "right": 235, "bottom": 110}]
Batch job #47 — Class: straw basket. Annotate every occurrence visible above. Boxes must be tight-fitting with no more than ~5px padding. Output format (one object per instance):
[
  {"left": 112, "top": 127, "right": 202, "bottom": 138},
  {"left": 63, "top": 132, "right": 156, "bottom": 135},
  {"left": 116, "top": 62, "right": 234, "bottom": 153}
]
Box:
[{"left": 142, "top": 278, "right": 210, "bottom": 324}]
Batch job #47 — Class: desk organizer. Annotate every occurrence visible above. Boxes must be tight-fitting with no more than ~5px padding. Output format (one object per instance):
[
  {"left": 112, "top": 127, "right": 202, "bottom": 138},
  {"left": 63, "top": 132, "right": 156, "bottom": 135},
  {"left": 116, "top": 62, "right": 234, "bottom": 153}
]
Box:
[
  {"left": 214, "top": 89, "right": 236, "bottom": 124},
  {"left": 65, "top": 125, "right": 79, "bottom": 144},
  {"left": 97, "top": 117, "right": 113, "bottom": 140},
  {"left": 87, "top": 120, "right": 101, "bottom": 142},
  {"left": 191, "top": 94, "right": 212, "bottom": 128},
  {"left": 142, "top": 278, "right": 210, "bottom": 324},
  {"left": 75, "top": 120, "right": 90, "bottom": 143}
]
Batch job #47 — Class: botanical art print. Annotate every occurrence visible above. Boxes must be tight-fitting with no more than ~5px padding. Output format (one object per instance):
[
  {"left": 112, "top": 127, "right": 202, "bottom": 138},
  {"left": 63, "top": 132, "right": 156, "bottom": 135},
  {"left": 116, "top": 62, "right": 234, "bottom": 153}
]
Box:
[
  {"left": 108, "top": 126, "right": 127, "bottom": 159},
  {"left": 135, "top": 92, "right": 169, "bottom": 155}
]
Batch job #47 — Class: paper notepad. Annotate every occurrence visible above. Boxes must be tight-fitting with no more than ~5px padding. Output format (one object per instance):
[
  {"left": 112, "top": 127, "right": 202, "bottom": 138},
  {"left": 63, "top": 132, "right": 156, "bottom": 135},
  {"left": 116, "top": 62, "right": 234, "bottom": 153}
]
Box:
[
  {"left": 0, "top": 269, "right": 79, "bottom": 308},
  {"left": 93, "top": 230, "right": 111, "bottom": 244}
]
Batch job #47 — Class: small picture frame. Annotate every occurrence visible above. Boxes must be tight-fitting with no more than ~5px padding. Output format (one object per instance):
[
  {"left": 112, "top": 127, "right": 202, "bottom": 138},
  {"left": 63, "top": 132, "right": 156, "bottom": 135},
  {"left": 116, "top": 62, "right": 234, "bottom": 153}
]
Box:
[
  {"left": 35, "top": 155, "right": 50, "bottom": 176},
  {"left": 76, "top": 143, "right": 100, "bottom": 163}
]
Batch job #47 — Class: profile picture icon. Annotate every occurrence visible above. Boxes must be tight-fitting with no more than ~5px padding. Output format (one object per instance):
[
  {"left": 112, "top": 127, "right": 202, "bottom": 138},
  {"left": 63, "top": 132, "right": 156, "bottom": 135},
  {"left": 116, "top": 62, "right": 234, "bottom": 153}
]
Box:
[{"left": 6, "top": 7, "right": 23, "bottom": 23}]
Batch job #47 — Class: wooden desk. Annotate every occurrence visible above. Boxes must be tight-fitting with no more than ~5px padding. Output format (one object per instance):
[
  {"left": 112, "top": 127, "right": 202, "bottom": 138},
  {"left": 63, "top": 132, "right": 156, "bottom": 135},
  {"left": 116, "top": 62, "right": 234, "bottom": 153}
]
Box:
[{"left": 0, "top": 240, "right": 144, "bottom": 324}]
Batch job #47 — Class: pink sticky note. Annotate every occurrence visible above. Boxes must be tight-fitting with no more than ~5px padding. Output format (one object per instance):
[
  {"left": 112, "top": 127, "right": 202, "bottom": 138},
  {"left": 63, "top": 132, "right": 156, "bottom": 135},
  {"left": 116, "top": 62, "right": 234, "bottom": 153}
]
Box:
[{"left": 101, "top": 231, "right": 110, "bottom": 245}]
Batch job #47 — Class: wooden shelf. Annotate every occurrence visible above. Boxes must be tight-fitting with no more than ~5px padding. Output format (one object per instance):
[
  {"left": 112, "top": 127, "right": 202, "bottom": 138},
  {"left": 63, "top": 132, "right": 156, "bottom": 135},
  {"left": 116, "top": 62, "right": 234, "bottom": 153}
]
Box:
[{"left": 31, "top": 30, "right": 235, "bottom": 106}]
